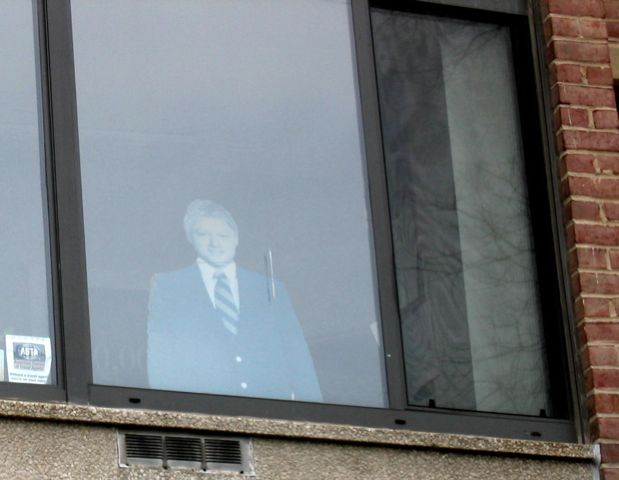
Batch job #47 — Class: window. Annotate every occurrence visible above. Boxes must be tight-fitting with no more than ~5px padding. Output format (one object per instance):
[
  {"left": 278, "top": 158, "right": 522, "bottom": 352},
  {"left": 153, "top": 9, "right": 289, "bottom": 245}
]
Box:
[
  {"left": 371, "top": 4, "right": 566, "bottom": 417},
  {"left": 0, "top": 0, "right": 56, "bottom": 388},
  {"left": 72, "top": 0, "right": 386, "bottom": 408},
  {"left": 1, "top": 0, "right": 578, "bottom": 441}
]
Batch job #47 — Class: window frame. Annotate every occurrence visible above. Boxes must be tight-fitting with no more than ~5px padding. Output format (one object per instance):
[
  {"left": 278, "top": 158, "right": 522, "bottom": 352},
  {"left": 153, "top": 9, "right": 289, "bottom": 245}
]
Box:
[{"left": 2, "top": 0, "right": 583, "bottom": 442}]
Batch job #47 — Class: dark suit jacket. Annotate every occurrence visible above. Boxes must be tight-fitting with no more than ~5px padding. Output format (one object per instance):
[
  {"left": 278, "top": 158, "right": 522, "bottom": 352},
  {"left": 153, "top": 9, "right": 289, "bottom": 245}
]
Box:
[{"left": 147, "top": 264, "right": 322, "bottom": 402}]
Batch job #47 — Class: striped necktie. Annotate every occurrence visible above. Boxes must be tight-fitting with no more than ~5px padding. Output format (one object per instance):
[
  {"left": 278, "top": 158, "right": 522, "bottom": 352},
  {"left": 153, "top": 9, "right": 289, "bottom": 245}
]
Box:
[{"left": 214, "top": 271, "right": 239, "bottom": 335}]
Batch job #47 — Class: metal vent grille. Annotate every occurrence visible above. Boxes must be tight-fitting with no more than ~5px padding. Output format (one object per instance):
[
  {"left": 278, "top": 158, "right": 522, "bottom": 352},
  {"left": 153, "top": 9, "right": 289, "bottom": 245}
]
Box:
[
  {"left": 166, "top": 436, "right": 202, "bottom": 469},
  {"left": 124, "top": 434, "right": 164, "bottom": 466},
  {"left": 205, "top": 438, "right": 243, "bottom": 468},
  {"left": 119, "top": 431, "right": 253, "bottom": 474}
]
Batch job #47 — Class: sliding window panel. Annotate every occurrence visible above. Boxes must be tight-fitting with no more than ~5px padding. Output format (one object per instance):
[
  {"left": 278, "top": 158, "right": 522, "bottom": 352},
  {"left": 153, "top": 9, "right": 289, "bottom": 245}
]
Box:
[
  {"left": 0, "top": 0, "right": 55, "bottom": 385},
  {"left": 72, "top": 0, "right": 387, "bottom": 408},
  {"left": 372, "top": 8, "right": 556, "bottom": 416}
]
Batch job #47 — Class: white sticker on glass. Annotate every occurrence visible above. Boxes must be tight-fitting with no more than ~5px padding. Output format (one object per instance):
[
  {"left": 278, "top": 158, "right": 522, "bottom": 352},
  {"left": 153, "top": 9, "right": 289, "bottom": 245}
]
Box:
[{"left": 5, "top": 335, "right": 52, "bottom": 384}]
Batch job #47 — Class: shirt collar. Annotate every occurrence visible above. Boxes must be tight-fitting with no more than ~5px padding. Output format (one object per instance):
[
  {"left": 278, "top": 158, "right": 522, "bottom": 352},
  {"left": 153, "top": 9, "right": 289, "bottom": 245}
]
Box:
[{"left": 196, "top": 258, "right": 237, "bottom": 280}]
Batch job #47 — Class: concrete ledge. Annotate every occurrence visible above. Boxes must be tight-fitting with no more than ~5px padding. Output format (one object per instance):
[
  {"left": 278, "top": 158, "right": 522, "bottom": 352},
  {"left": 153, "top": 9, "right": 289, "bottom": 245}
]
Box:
[{"left": 0, "top": 398, "right": 595, "bottom": 461}]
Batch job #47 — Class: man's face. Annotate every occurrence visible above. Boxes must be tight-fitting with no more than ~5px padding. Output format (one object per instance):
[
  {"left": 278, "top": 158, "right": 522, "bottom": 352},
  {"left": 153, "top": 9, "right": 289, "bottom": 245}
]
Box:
[{"left": 189, "top": 216, "right": 238, "bottom": 267}]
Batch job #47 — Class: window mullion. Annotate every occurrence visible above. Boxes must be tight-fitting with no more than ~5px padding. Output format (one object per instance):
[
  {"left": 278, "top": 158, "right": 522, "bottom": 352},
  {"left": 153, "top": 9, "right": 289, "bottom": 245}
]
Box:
[
  {"left": 351, "top": 0, "right": 408, "bottom": 412},
  {"left": 33, "top": 0, "right": 65, "bottom": 393},
  {"left": 44, "top": 0, "right": 92, "bottom": 403}
]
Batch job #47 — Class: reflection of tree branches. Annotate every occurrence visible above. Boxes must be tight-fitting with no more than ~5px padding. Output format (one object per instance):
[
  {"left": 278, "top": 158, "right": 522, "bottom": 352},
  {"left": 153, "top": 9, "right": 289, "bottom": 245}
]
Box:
[
  {"left": 372, "top": 10, "right": 504, "bottom": 86},
  {"left": 396, "top": 157, "right": 535, "bottom": 285},
  {"left": 373, "top": 8, "right": 551, "bottom": 415}
]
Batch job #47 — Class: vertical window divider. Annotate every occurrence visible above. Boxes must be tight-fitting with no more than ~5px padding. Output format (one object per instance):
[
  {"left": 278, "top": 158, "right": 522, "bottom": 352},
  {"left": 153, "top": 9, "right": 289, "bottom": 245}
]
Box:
[
  {"left": 351, "top": 0, "right": 408, "bottom": 412},
  {"left": 34, "top": 0, "right": 65, "bottom": 394},
  {"left": 44, "top": 0, "right": 92, "bottom": 403}
]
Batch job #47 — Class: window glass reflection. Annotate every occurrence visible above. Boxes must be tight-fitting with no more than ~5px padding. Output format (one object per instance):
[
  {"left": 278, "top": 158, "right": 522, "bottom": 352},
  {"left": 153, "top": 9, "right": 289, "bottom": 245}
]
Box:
[
  {"left": 0, "top": 1, "right": 54, "bottom": 384},
  {"left": 372, "top": 9, "right": 552, "bottom": 416},
  {"left": 73, "top": 0, "right": 387, "bottom": 407}
]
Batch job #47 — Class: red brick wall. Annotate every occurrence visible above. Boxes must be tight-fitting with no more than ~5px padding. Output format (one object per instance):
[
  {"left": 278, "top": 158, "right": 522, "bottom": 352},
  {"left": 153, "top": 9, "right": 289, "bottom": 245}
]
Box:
[{"left": 543, "top": 1, "right": 619, "bottom": 478}]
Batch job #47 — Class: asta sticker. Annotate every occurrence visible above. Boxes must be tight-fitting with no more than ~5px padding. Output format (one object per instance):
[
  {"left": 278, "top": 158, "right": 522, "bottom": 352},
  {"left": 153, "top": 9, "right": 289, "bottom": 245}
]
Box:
[{"left": 5, "top": 335, "right": 52, "bottom": 384}]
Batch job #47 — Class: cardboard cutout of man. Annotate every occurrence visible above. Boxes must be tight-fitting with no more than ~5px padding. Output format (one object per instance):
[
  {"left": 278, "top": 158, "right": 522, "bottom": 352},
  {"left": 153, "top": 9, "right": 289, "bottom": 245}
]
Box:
[{"left": 147, "top": 200, "right": 322, "bottom": 402}]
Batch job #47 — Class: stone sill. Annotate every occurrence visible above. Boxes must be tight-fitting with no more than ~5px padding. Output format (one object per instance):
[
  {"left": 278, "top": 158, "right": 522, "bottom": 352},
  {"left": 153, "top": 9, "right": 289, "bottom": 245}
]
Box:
[{"left": 0, "top": 398, "right": 595, "bottom": 462}]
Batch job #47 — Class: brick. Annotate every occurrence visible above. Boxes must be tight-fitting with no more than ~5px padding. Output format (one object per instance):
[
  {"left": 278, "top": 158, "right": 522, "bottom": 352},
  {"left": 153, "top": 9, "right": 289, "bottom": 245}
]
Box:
[
  {"left": 599, "top": 156, "right": 619, "bottom": 174},
  {"left": 575, "top": 224, "right": 619, "bottom": 247},
  {"left": 583, "top": 348, "right": 593, "bottom": 370},
  {"left": 546, "top": 16, "right": 579, "bottom": 38},
  {"left": 589, "top": 345, "right": 619, "bottom": 365},
  {"left": 554, "top": 107, "right": 563, "bottom": 132},
  {"left": 603, "top": 467, "right": 619, "bottom": 480},
  {"left": 546, "top": 0, "right": 605, "bottom": 17},
  {"left": 551, "top": 40, "right": 609, "bottom": 63},
  {"left": 558, "top": 106, "right": 590, "bottom": 127},
  {"left": 607, "top": 0, "right": 619, "bottom": 19},
  {"left": 605, "top": 203, "right": 619, "bottom": 221},
  {"left": 561, "top": 153, "right": 596, "bottom": 175},
  {"left": 580, "top": 271, "right": 619, "bottom": 293},
  {"left": 567, "top": 222, "right": 576, "bottom": 247},
  {"left": 569, "top": 249, "right": 580, "bottom": 274},
  {"left": 558, "top": 85, "right": 616, "bottom": 107},
  {"left": 586, "top": 297, "right": 612, "bottom": 316},
  {"left": 587, "top": 66, "right": 614, "bottom": 85},
  {"left": 567, "top": 200, "right": 601, "bottom": 220},
  {"left": 591, "top": 367, "right": 619, "bottom": 387},
  {"left": 551, "top": 84, "right": 561, "bottom": 108},
  {"left": 595, "top": 110, "right": 619, "bottom": 129},
  {"left": 583, "top": 322, "right": 619, "bottom": 341},
  {"left": 580, "top": 18, "right": 608, "bottom": 38},
  {"left": 579, "top": 321, "right": 590, "bottom": 348},
  {"left": 568, "top": 176, "right": 619, "bottom": 198},
  {"left": 591, "top": 416, "right": 601, "bottom": 439},
  {"left": 574, "top": 297, "right": 587, "bottom": 318},
  {"left": 561, "top": 176, "right": 571, "bottom": 198},
  {"left": 577, "top": 247, "right": 608, "bottom": 269},
  {"left": 600, "top": 443, "right": 619, "bottom": 462},
  {"left": 562, "top": 129, "right": 619, "bottom": 150},
  {"left": 543, "top": 18, "right": 553, "bottom": 42},
  {"left": 572, "top": 271, "right": 582, "bottom": 297},
  {"left": 585, "top": 368, "right": 596, "bottom": 391},
  {"left": 610, "top": 249, "right": 619, "bottom": 268},
  {"left": 575, "top": 294, "right": 586, "bottom": 318},
  {"left": 587, "top": 391, "right": 598, "bottom": 416},
  {"left": 552, "top": 63, "right": 583, "bottom": 84},
  {"left": 608, "top": 20, "right": 619, "bottom": 38},
  {"left": 557, "top": 131, "right": 565, "bottom": 152}
]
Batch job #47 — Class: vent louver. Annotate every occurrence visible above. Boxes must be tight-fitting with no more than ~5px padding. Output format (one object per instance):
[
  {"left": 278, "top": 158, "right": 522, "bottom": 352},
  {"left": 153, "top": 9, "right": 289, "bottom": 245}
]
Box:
[
  {"left": 119, "top": 431, "right": 253, "bottom": 474},
  {"left": 124, "top": 434, "right": 164, "bottom": 466},
  {"left": 166, "top": 436, "right": 202, "bottom": 469},
  {"left": 205, "top": 438, "right": 243, "bottom": 464}
]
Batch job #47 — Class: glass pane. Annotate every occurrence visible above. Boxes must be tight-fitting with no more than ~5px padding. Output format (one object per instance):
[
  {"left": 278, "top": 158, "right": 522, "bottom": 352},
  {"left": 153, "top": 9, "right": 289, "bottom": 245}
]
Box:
[
  {"left": 73, "top": 0, "right": 387, "bottom": 407},
  {"left": 372, "top": 9, "right": 552, "bottom": 416},
  {"left": 0, "top": 1, "right": 55, "bottom": 384}
]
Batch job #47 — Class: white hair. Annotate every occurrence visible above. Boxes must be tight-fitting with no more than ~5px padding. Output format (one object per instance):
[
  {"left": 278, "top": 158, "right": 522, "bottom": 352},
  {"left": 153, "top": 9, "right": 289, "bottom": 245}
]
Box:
[{"left": 183, "top": 199, "right": 238, "bottom": 240}]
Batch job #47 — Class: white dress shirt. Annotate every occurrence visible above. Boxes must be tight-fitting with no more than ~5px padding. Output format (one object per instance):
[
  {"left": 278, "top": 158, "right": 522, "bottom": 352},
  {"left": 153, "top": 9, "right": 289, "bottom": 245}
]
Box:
[{"left": 197, "top": 258, "right": 240, "bottom": 310}]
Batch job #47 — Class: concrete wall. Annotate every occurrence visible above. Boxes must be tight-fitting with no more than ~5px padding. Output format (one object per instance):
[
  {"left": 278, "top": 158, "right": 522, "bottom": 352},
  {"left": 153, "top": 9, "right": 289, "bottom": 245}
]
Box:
[
  {"left": 0, "top": 400, "right": 597, "bottom": 479},
  {"left": 0, "top": 417, "right": 596, "bottom": 480}
]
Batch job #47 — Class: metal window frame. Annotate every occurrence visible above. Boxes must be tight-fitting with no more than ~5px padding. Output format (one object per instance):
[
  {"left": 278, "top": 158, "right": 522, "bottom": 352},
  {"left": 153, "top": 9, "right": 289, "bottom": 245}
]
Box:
[
  {"left": 361, "top": 0, "right": 580, "bottom": 440},
  {"left": 10, "top": 0, "right": 580, "bottom": 442},
  {"left": 44, "top": 0, "right": 92, "bottom": 404}
]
